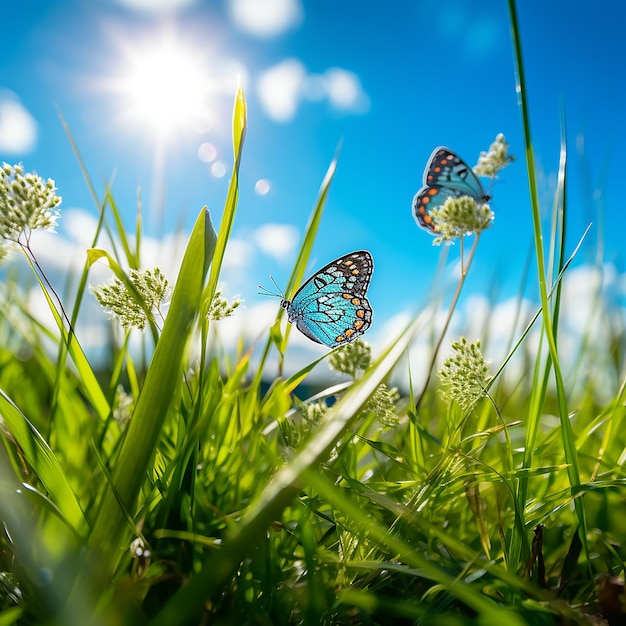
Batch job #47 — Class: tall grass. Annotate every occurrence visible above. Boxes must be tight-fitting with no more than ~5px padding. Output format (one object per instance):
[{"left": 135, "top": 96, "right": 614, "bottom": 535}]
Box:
[
  {"left": 1, "top": 2, "right": 625, "bottom": 625},
  {"left": 506, "top": 0, "right": 589, "bottom": 577}
]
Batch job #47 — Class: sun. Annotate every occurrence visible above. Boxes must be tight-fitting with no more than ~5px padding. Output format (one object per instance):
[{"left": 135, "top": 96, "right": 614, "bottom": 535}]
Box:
[{"left": 111, "top": 31, "right": 215, "bottom": 138}]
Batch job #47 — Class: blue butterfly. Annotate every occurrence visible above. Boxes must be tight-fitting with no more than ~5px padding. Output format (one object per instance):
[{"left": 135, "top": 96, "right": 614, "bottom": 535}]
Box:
[
  {"left": 261, "top": 250, "right": 374, "bottom": 348},
  {"left": 413, "top": 147, "right": 491, "bottom": 234}
]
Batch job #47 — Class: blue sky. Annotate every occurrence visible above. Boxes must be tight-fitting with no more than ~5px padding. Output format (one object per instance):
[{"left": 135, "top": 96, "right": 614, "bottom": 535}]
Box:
[{"left": 1, "top": 0, "right": 625, "bottom": 374}]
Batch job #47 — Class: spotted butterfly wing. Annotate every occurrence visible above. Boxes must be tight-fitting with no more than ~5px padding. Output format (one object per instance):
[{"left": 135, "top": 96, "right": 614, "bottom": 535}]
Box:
[
  {"left": 281, "top": 250, "right": 373, "bottom": 348},
  {"left": 413, "top": 147, "right": 490, "bottom": 234}
]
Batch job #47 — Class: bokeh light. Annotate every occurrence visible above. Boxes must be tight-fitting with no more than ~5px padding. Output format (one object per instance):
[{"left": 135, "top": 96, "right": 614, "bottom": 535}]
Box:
[
  {"left": 254, "top": 178, "right": 271, "bottom": 195},
  {"left": 198, "top": 142, "right": 218, "bottom": 163}
]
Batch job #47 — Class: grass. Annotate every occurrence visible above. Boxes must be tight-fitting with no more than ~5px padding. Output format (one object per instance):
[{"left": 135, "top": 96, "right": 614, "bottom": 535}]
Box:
[{"left": 1, "top": 2, "right": 625, "bottom": 625}]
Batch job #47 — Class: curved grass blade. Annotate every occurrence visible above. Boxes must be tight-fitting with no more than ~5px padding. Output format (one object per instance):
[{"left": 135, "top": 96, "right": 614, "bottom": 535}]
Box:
[
  {"left": 0, "top": 389, "right": 87, "bottom": 534},
  {"left": 508, "top": 0, "right": 588, "bottom": 567},
  {"left": 21, "top": 254, "right": 111, "bottom": 424},
  {"left": 201, "top": 82, "right": 246, "bottom": 314},
  {"left": 254, "top": 142, "right": 342, "bottom": 379},
  {"left": 86, "top": 248, "right": 160, "bottom": 344},
  {"left": 79, "top": 207, "right": 216, "bottom": 592},
  {"left": 152, "top": 310, "right": 423, "bottom": 626}
]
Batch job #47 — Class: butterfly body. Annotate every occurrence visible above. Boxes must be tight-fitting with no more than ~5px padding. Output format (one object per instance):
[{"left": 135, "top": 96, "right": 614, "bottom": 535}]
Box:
[
  {"left": 413, "top": 147, "right": 490, "bottom": 234},
  {"left": 281, "top": 250, "right": 374, "bottom": 348}
]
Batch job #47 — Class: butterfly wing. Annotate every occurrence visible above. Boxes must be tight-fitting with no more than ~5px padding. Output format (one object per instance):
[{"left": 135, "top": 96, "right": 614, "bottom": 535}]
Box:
[
  {"left": 284, "top": 250, "right": 374, "bottom": 348},
  {"left": 412, "top": 184, "right": 459, "bottom": 233},
  {"left": 422, "top": 147, "right": 486, "bottom": 197},
  {"left": 413, "top": 147, "right": 490, "bottom": 234}
]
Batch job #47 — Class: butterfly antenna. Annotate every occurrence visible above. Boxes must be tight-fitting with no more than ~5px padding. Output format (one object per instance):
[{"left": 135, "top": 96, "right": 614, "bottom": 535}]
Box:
[
  {"left": 258, "top": 275, "right": 284, "bottom": 299},
  {"left": 271, "top": 275, "right": 283, "bottom": 294},
  {"left": 485, "top": 175, "right": 497, "bottom": 199}
]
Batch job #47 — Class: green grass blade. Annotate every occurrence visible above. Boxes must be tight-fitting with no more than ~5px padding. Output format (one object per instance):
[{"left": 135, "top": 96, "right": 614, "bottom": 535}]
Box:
[
  {"left": 86, "top": 248, "right": 160, "bottom": 345},
  {"left": 202, "top": 82, "right": 246, "bottom": 313},
  {"left": 152, "top": 311, "right": 423, "bottom": 626},
  {"left": 81, "top": 208, "right": 216, "bottom": 587},
  {"left": 103, "top": 188, "right": 140, "bottom": 269},
  {"left": 0, "top": 607, "right": 23, "bottom": 625},
  {"left": 508, "top": 127, "right": 568, "bottom": 570},
  {"left": 301, "top": 470, "right": 529, "bottom": 626},
  {"left": 280, "top": 142, "right": 343, "bottom": 317},
  {"left": 254, "top": 143, "right": 341, "bottom": 379},
  {"left": 487, "top": 224, "right": 590, "bottom": 392},
  {"left": 22, "top": 254, "right": 111, "bottom": 424},
  {"left": 0, "top": 389, "right": 87, "bottom": 534},
  {"left": 0, "top": 455, "right": 92, "bottom": 625},
  {"left": 507, "top": 0, "right": 588, "bottom": 566}
]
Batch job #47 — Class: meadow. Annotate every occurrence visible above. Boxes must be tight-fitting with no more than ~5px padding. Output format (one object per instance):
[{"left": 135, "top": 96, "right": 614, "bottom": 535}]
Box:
[{"left": 1, "top": 2, "right": 625, "bottom": 624}]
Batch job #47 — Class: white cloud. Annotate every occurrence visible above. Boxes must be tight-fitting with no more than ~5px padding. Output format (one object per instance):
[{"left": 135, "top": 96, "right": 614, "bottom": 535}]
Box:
[
  {"left": 301, "top": 73, "right": 326, "bottom": 102},
  {"left": 257, "top": 59, "right": 306, "bottom": 123},
  {"left": 560, "top": 264, "right": 616, "bottom": 331},
  {"left": 0, "top": 91, "right": 37, "bottom": 155},
  {"left": 110, "top": 0, "right": 197, "bottom": 13},
  {"left": 215, "top": 299, "right": 333, "bottom": 379},
  {"left": 135, "top": 231, "right": 197, "bottom": 281},
  {"left": 215, "top": 301, "right": 277, "bottom": 346},
  {"left": 372, "top": 263, "right": 626, "bottom": 401},
  {"left": 227, "top": 0, "right": 303, "bottom": 38},
  {"left": 11, "top": 211, "right": 191, "bottom": 298},
  {"left": 223, "top": 237, "right": 254, "bottom": 269},
  {"left": 323, "top": 68, "right": 370, "bottom": 112},
  {"left": 257, "top": 60, "right": 370, "bottom": 123},
  {"left": 254, "top": 223, "right": 299, "bottom": 260},
  {"left": 61, "top": 209, "right": 101, "bottom": 247},
  {"left": 4, "top": 207, "right": 623, "bottom": 397},
  {"left": 29, "top": 229, "right": 91, "bottom": 279}
]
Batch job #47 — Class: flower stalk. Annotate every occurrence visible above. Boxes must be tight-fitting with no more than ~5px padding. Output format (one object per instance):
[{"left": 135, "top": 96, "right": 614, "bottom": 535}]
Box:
[{"left": 0, "top": 163, "right": 70, "bottom": 327}]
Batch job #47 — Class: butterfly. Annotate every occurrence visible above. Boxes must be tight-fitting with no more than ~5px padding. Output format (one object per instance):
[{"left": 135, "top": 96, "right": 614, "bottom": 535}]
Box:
[
  {"left": 412, "top": 147, "right": 491, "bottom": 234},
  {"left": 260, "top": 250, "right": 374, "bottom": 348}
]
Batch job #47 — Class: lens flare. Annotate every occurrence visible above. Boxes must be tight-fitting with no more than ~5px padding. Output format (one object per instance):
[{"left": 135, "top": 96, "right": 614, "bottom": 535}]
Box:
[{"left": 110, "top": 31, "right": 215, "bottom": 138}]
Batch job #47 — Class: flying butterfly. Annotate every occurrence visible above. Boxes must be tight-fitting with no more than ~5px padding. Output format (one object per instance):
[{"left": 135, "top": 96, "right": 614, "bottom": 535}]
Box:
[
  {"left": 412, "top": 147, "right": 491, "bottom": 234},
  {"left": 260, "top": 250, "right": 374, "bottom": 348}
]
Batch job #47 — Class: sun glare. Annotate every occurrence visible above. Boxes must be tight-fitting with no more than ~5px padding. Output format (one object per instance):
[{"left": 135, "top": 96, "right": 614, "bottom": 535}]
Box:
[{"left": 114, "top": 34, "right": 214, "bottom": 137}]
